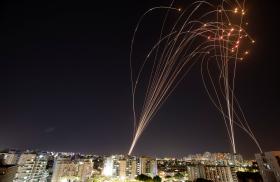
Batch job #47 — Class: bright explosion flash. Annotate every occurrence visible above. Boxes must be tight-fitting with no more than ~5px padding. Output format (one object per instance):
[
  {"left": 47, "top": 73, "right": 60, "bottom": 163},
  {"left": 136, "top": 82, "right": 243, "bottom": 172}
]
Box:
[{"left": 128, "top": 0, "right": 262, "bottom": 155}]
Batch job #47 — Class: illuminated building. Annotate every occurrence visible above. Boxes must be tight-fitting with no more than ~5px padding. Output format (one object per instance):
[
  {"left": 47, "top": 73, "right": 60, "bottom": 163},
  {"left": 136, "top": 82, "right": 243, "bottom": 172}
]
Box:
[
  {"left": 51, "top": 157, "right": 93, "bottom": 182},
  {"left": 102, "top": 155, "right": 122, "bottom": 177},
  {"left": 204, "top": 166, "right": 237, "bottom": 182},
  {"left": 255, "top": 151, "right": 280, "bottom": 182},
  {"left": 188, "top": 164, "right": 206, "bottom": 181},
  {"left": 119, "top": 159, "right": 127, "bottom": 178},
  {"left": 14, "top": 153, "right": 48, "bottom": 182},
  {"left": 138, "top": 156, "right": 157, "bottom": 177},
  {"left": 187, "top": 164, "right": 237, "bottom": 182},
  {"left": 103, "top": 155, "right": 138, "bottom": 179},
  {"left": 102, "top": 155, "right": 157, "bottom": 179},
  {"left": 184, "top": 152, "right": 243, "bottom": 166},
  {"left": 119, "top": 157, "right": 137, "bottom": 179}
]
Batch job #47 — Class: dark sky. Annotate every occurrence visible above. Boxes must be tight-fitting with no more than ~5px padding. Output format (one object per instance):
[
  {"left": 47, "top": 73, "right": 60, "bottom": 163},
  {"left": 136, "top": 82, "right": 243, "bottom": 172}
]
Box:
[{"left": 0, "top": 0, "right": 278, "bottom": 159}]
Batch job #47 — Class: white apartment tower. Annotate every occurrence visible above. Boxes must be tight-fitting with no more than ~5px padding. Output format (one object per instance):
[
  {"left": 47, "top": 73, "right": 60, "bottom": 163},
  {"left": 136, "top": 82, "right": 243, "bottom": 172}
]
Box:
[
  {"left": 51, "top": 157, "right": 93, "bottom": 182},
  {"left": 14, "top": 153, "right": 48, "bottom": 182},
  {"left": 255, "top": 151, "right": 280, "bottom": 182},
  {"left": 138, "top": 157, "right": 158, "bottom": 177}
]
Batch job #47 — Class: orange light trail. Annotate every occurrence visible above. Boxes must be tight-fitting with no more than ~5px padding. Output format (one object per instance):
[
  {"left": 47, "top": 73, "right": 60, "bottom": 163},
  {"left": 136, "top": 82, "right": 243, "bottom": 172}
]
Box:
[{"left": 128, "top": 0, "right": 262, "bottom": 155}]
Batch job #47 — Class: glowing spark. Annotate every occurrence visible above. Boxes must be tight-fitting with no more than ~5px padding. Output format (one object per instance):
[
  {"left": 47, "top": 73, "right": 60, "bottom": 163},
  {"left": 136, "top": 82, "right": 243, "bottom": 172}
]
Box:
[{"left": 129, "top": 0, "right": 262, "bottom": 155}]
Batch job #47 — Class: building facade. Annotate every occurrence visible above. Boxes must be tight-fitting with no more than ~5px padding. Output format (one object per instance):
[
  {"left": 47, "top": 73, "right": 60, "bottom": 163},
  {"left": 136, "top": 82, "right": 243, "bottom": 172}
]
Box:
[
  {"left": 102, "top": 155, "right": 158, "bottom": 179},
  {"left": 51, "top": 157, "right": 93, "bottom": 182},
  {"left": 138, "top": 157, "right": 157, "bottom": 177},
  {"left": 204, "top": 166, "right": 237, "bottom": 182},
  {"left": 119, "top": 158, "right": 137, "bottom": 179},
  {"left": 188, "top": 164, "right": 237, "bottom": 182},
  {"left": 14, "top": 153, "right": 48, "bottom": 182},
  {"left": 188, "top": 164, "right": 206, "bottom": 181},
  {"left": 256, "top": 151, "right": 280, "bottom": 182}
]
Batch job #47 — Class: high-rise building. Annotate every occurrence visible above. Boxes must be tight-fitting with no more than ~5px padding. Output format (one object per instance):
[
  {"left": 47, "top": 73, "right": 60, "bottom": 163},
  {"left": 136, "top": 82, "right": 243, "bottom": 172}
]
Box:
[
  {"left": 14, "top": 153, "right": 48, "bottom": 182},
  {"left": 51, "top": 157, "right": 93, "bottom": 182},
  {"left": 204, "top": 166, "right": 236, "bottom": 182},
  {"left": 102, "top": 155, "right": 157, "bottom": 179},
  {"left": 102, "top": 155, "right": 122, "bottom": 177},
  {"left": 188, "top": 164, "right": 206, "bottom": 181},
  {"left": 138, "top": 156, "right": 157, "bottom": 177},
  {"left": 119, "top": 159, "right": 126, "bottom": 178},
  {"left": 255, "top": 151, "right": 280, "bottom": 182},
  {"left": 119, "top": 157, "right": 137, "bottom": 179},
  {"left": 188, "top": 164, "right": 237, "bottom": 182},
  {"left": 102, "top": 155, "right": 138, "bottom": 179}
]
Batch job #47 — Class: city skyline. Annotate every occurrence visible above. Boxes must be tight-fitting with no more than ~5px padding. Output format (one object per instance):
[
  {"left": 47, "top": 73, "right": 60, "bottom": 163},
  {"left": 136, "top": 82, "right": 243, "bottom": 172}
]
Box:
[
  {"left": 2, "top": 149, "right": 263, "bottom": 182},
  {"left": 0, "top": 0, "right": 279, "bottom": 159}
]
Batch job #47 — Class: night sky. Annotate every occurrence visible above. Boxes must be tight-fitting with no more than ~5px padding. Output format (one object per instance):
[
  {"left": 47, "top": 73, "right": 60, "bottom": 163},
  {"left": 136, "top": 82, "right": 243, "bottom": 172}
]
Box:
[{"left": 0, "top": 0, "right": 279, "bottom": 159}]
